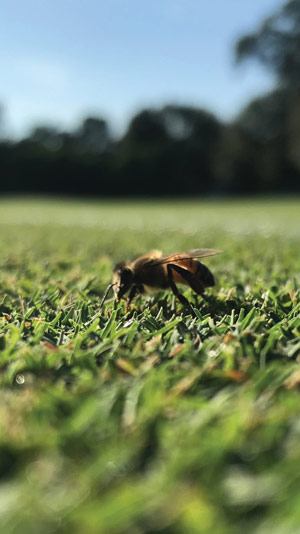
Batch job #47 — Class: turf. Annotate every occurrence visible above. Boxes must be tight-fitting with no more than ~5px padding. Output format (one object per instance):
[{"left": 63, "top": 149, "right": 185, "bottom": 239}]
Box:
[{"left": 0, "top": 197, "right": 300, "bottom": 534}]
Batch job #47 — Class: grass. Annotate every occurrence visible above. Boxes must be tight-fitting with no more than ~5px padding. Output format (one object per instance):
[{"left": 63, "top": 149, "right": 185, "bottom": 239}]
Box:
[{"left": 0, "top": 196, "right": 300, "bottom": 534}]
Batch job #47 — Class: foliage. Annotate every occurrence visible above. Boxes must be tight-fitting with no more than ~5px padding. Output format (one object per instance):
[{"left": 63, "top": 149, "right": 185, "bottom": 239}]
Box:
[
  {"left": 234, "top": 0, "right": 300, "bottom": 185},
  {"left": 0, "top": 198, "right": 300, "bottom": 534},
  {"left": 235, "top": 0, "right": 300, "bottom": 87},
  {"left": 2, "top": 2, "right": 300, "bottom": 196},
  {"left": 1, "top": 97, "right": 300, "bottom": 196}
]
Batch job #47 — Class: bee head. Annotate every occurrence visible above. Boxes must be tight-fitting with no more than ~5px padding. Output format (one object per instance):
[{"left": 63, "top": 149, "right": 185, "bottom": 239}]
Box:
[{"left": 113, "top": 264, "right": 133, "bottom": 299}]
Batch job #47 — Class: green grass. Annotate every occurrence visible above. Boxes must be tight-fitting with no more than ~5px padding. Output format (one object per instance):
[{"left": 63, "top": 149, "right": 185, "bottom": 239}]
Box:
[{"left": 0, "top": 197, "right": 300, "bottom": 534}]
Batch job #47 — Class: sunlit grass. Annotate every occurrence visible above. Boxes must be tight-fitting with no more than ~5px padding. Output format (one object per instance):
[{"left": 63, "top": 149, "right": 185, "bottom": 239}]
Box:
[{"left": 0, "top": 197, "right": 300, "bottom": 534}]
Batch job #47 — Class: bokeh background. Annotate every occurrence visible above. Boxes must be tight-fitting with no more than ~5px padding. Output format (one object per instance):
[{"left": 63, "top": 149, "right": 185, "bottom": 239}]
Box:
[{"left": 1, "top": 0, "right": 299, "bottom": 197}]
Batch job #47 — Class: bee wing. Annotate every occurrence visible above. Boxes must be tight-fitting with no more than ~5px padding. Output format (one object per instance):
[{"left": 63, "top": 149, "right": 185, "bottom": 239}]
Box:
[{"left": 146, "top": 248, "right": 222, "bottom": 266}]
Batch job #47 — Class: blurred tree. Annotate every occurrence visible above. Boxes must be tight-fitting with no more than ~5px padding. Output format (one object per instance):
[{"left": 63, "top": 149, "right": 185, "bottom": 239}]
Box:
[
  {"left": 161, "top": 105, "right": 222, "bottom": 194},
  {"left": 113, "top": 106, "right": 221, "bottom": 195},
  {"left": 76, "top": 117, "right": 110, "bottom": 153},
  {"left": 235, "top": 0, "right": 300, "bottom": 88},
  {"left": 0, "top": 105, "right": 6, "bottom": 140},
  {"left": 161, "top": 105, "right": 219, "bottom": 142},
  {"left": 124, "top": 110, "right": 168, "bottom": 144},
  {"left": 236, "top": 89, "right": 288, "bottom": 142},
  {"left": 235, "top": 0, "right": 300, "bottom": 188},
  {"left": 29, "top": 126, "right": 63, "bottom": 151},
  {"left": 212, "top": 125, "right": 256, "bottom": 193},
  {"left": 112, "top": 109, "right": 169, "bottom": 195}
]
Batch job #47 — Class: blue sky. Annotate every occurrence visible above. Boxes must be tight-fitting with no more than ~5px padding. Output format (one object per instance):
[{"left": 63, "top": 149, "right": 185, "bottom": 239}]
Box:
[{"left": 0, "top": 0, "right": 283, "bottom": 137}]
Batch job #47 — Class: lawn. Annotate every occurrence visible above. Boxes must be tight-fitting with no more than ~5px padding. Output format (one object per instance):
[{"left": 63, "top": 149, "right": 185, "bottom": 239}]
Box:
[{"left": 0, "top": 197, "right": 300, "bottom": 534}]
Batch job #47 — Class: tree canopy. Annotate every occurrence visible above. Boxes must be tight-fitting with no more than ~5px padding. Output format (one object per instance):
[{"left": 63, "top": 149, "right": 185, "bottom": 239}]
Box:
[
  {"left": 236, "top": 0, "right": 300, "bottom": 87},
  {"left": 1, "top": 0, "right": 300, "bottom": 196}
]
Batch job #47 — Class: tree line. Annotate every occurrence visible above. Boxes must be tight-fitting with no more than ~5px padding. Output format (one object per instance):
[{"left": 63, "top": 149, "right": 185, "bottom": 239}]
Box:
[{"left": 1, "top": 0, "right": 300, "bottom": 196}]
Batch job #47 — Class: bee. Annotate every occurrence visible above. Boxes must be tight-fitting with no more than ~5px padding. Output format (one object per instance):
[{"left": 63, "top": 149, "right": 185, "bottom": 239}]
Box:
[{"left": 100, "top": 248, "right": 221, "bottom": 313}]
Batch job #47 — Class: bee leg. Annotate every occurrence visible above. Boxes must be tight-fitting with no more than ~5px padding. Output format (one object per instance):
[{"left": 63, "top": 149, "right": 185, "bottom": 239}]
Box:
[
  {"left": 167, "top": 264, "right": 195, "bottom": 315},
  {"left": 168, "top": 264, "right": 206, "bottom": 296},
  {"left": 99, "top": 283, "right": 115, "bottom": 309},
  {"left": 126, "top": 285, "right": 138, "bottom": 312}
]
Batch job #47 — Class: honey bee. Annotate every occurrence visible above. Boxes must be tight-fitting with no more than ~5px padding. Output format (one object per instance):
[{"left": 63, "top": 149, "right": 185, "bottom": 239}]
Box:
[{"left": 100, "top": 248, "right": 221, "bottom": 313}]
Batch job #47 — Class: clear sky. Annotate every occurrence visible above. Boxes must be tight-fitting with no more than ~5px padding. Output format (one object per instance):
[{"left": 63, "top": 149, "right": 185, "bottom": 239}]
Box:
[{"left": 0, "top": 0, "right": 283, "bottom": 137}]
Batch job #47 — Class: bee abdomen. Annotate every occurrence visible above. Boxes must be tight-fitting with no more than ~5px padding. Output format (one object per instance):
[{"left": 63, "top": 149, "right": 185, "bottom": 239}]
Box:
[{"left": 197, "top": 262, "right": 215, "bottom": 287}]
